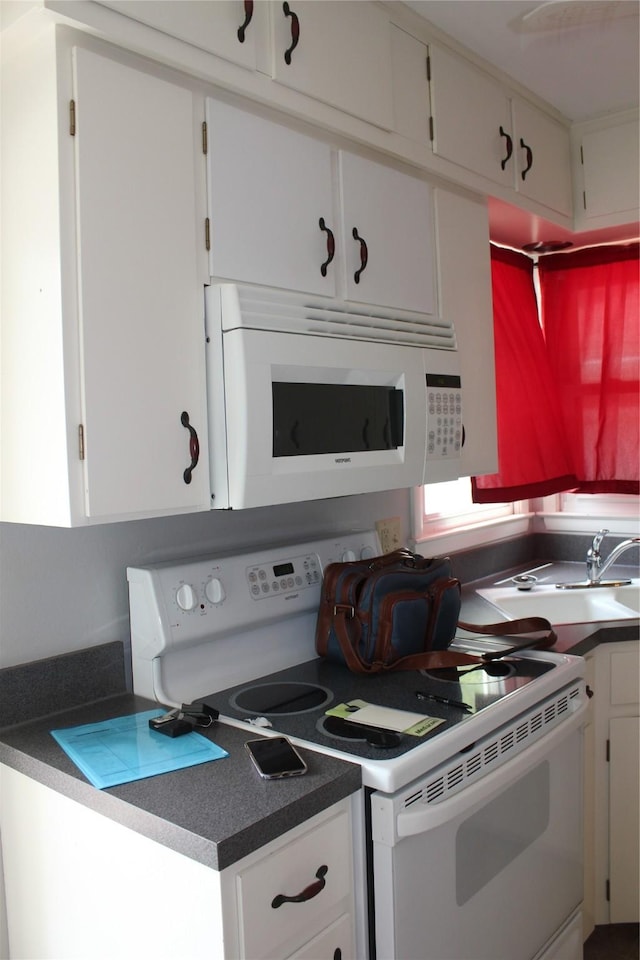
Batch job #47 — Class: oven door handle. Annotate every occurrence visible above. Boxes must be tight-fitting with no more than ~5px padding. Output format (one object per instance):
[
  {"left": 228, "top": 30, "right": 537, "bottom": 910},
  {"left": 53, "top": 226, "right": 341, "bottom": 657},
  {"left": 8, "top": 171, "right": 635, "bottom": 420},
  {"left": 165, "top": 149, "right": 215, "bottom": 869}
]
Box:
[{"left": 395, "top": 699, "right": 587, "bottom": 838}]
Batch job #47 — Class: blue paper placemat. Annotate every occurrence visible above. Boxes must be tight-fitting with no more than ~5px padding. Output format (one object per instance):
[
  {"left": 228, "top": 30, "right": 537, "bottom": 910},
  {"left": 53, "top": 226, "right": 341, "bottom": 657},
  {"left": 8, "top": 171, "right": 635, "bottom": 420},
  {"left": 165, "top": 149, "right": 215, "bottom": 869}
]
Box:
[{"left": 51, "top": 709, "right": 228, "bottom": 789}]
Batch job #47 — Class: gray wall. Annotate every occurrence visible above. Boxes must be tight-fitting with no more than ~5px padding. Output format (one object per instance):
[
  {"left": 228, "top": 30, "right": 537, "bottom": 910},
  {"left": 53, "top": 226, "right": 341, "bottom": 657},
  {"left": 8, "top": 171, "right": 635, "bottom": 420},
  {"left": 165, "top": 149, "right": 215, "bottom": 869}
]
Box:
[{"left": 0, "top": 490, "right": 411, "bottom": 670}]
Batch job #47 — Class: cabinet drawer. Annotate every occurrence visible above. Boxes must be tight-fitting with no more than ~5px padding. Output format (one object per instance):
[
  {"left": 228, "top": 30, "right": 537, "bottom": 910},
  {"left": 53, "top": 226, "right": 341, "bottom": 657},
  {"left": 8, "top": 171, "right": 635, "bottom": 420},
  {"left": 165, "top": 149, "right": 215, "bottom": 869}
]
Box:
[
  {"left": 610, "top": 648, "right": 640, "bottom": 705},
  {"left": 287, "top": 912, "right": 354, "bottom": 959},
  {"left": 236, "top": 807, "right": 352, "bottom": 959}
]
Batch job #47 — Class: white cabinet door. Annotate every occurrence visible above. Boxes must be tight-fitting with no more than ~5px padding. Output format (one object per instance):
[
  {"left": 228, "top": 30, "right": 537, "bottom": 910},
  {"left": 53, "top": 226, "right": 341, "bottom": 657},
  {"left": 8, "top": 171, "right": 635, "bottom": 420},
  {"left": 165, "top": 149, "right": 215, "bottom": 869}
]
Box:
[
  {"left": 270, "top": 0, "right": 394, "bottom": 129},
  {"left": 74, "top": 47, "right": 209, "bottom": 519},
  {"left": 95, "top": 0, "right": 261, "bottom": 69},
  {"left": 433, "top": 188, "right": 497, "bottom": 478},
  {"left": 428, "top": 43, "right": 513, "bottom": 189},
  {"left": 338, "top": 151, "right": 435, "bottom": 315},
  {"left": 206, "top": 98, "right": 336, "bottom": 296},
  {"left": 609, "top": 715, "right": 640, "bottom": 923},
  {"left": 428, "top": 44, "right": 572, "bottom": 216},
  {"left": 513, "top": 97, "right": 572, "bottom": 216},
  {"left": 575, "top": 113, "right": 640, "bottom": 224}
]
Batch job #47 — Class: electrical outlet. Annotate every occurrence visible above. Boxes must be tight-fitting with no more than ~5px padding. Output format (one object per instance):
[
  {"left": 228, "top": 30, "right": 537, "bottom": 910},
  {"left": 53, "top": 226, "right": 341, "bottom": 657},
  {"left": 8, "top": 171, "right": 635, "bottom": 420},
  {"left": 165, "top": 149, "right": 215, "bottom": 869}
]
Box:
[{"left": 375, "top": 517, "right": 402, "bottom": 554}]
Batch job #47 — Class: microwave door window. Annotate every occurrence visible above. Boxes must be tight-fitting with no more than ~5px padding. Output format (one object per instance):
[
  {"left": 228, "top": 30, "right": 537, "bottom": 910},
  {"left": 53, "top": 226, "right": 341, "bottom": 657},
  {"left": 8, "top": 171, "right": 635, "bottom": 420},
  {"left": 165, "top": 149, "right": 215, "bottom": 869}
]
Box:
[{"left": 272, "top": 383, "right": 404, "bottom": 457}]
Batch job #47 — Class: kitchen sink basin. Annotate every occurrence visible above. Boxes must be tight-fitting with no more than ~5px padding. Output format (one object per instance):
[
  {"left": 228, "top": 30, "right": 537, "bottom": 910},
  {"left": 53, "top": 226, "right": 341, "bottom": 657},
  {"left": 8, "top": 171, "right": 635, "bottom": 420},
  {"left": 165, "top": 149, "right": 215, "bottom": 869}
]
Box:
[{"left": 477, "top": 580, "right": 640, "bottom": 625}]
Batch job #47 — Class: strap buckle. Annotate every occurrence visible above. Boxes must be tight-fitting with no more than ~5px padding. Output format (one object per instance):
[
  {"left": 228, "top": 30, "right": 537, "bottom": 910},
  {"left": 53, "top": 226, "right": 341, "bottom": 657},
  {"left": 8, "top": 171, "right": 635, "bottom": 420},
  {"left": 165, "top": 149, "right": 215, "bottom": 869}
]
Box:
[{"left": 334, "top": 603, "right": 355, "bottom": 619}]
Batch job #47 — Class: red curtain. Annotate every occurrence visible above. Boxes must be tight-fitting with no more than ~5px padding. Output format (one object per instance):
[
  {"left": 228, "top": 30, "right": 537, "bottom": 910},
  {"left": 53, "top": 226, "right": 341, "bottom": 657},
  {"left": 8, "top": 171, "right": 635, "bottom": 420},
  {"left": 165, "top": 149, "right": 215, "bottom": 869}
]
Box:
[
  {"left": 472, "top": 246, "right": 578, "bottom": 503},
  {"left": 538, "top": 243, "right": 640, "bottom": 495}
]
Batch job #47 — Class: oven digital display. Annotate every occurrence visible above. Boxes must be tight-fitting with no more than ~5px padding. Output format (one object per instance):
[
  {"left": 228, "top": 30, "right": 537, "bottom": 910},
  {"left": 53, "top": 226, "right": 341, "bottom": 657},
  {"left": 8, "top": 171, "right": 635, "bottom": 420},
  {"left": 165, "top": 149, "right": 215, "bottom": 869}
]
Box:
[{"left": 273, "top": 561, "right": 294, "bottom": 578}]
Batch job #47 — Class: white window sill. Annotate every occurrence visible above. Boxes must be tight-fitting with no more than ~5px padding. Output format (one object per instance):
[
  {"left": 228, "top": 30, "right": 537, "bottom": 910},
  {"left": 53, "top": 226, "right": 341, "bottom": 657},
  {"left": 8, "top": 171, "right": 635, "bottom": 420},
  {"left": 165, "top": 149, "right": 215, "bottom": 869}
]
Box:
[
  {"left": 533, "top": 512, "right": 640, "bottom": 537},
  {"left": 413, "top": 512, "right": 534, "bottom": 555}
]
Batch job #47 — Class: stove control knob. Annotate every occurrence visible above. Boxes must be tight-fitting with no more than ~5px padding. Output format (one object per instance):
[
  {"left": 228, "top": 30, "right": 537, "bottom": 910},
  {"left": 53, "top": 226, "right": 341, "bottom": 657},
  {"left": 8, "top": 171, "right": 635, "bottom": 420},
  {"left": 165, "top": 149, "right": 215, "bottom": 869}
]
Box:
[
  {"left": 341, "top": 549, "right": 357, "bottom": 562},
  {"left": 175, "top": 583, "right": 197, "bottom": 612},
  {"left": 360, "top": 545, "right": 376, "bottom": 559},
  {"left": 205, "top": 577, "right": 225, "bottom": 605}
]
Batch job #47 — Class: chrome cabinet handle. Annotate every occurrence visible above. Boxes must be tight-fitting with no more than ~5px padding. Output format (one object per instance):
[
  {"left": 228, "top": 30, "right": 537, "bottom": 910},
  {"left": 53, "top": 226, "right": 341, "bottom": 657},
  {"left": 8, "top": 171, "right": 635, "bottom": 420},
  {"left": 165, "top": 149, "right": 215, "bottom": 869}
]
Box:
[
  {"left": 180, "top": 411, "right": 200, "bottom": 485},
  {"left": 520, "top": 138, "right": 533, "bottom": 179},
  {"left": 271, "top": 865, "right": 328, "bottom": 908},
  {"left": 499, "top": 125, "right": 513, "bottom": 170},
  {"left": 282, "top": 2, "right": 300, "bottom": 64},
  {"left": 237, "top": 0, "right": 254, "bottom": 42},
  {"left": 319, "top": 217, "right": 335, "bottom": 277},
  {"left": 352, "top": 227, "right": 368, "bottom": 284}
]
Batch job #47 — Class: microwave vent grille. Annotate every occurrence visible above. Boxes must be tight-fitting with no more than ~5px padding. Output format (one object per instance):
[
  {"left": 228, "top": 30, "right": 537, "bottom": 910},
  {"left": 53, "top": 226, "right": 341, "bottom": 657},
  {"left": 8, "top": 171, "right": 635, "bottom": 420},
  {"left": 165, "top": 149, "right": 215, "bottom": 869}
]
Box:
[{"left": 217, "top": 283, "right": 457, "bottom": 350}]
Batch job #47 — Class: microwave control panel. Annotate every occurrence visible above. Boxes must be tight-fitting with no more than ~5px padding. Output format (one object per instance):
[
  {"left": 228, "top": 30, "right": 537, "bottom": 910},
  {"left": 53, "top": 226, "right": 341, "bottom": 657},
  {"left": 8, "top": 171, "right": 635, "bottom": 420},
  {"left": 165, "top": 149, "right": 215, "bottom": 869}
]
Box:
[{"left": 425, "top": 372, "right": 463, "bottom": 460}]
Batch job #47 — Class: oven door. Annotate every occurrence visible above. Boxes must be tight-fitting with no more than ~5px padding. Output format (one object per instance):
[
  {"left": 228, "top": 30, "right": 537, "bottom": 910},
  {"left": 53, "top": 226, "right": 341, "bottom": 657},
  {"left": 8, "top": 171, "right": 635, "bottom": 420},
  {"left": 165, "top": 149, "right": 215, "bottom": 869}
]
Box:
[
  {"left": 370, "top": 705, "right": 586, "bottom": 960},
  {"left": 211, "top": 326, "right": 429, "bottom": 509}
]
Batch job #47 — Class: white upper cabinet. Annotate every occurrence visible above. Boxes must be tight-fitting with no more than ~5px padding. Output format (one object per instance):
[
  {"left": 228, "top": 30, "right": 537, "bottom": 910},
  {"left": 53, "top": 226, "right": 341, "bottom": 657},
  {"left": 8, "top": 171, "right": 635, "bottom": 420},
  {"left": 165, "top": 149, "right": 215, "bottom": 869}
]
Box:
[
  {"left": 94, "top": 0, "right": 263, "bottom": 69},
  {"left": 93, "top": 1, "right": 395, "bottom": 129},
  {"left": 206, "top": 98, "right": 436, "bottom": 315},
  {"left": 512, "top": 96, "right": 572, "bottom": 216},
  {"left": 1, "top": 27, "right": 210, "bottom": 525},
  {"left": 337, "top": 152, "right": 435, "bottom": 315},
  {"left": 433, "top": 189, "right": 497, "bottom": 478},
  {"left": 73, "top": 48, "right": 210, "bottom": 521},
  {"left": 269, "top": 0, "right": 394, "bottom": 129},
  {"left": 427, "top": 43, "right": 572, "bottom": 217},
  {"left": 206, "top": 99, "right": 336, "bottom": 296},
  {"left": 428, "top": 43, "right": 513, "bottom": 190},
  {"left": 573, "top": 112, "right": 640, "bottom": 227}
]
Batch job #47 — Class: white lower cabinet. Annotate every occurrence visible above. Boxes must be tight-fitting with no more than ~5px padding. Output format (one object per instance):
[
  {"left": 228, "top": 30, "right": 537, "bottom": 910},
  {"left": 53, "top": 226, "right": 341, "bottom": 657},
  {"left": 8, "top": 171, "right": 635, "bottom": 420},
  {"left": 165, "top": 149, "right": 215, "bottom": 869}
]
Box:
[
  {"left": 0, "top": 764, "right": 356, "bottom": 960},
  {"left": 1, "top": 24, "right": 210, "bottom": 525},
  {"left": 591, "top": 640, "right": 640, "bottom": 925},
  {"left": 224, "top": 799, "right": 356, "bottom": 958}
]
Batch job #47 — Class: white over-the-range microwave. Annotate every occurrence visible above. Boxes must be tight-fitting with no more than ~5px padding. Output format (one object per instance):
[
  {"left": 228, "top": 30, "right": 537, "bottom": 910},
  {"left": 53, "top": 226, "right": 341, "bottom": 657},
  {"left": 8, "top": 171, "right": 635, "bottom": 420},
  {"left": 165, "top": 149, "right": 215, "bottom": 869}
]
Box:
[{"left": 204, "top": 283, "right": 463, "bottom": 509}]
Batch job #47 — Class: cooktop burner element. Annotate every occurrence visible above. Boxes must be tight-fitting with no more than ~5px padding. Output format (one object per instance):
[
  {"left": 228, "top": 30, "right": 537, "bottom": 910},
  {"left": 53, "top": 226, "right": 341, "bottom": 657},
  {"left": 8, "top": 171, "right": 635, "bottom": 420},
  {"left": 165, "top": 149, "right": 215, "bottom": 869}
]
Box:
[
  {"left": 230, "top": 682, "right": 331, "bottom": 715},
  {"left": 423, "top": 659, "right": 517, "bottom": 682},
  {"left": 321, "top": 715, "right": 402, "bottom": 749}
]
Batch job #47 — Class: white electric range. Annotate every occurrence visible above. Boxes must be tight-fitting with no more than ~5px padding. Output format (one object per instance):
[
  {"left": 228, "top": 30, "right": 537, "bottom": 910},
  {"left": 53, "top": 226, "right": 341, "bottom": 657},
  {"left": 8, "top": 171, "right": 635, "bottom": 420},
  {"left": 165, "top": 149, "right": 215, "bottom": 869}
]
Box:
[{"left": 128, "top": 532, "right": 587, "bottom": 960}]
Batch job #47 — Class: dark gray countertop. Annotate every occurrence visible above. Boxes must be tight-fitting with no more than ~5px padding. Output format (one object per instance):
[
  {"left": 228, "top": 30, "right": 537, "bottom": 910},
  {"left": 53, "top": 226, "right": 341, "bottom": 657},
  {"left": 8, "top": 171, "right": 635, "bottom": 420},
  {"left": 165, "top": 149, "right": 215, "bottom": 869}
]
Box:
[{"left": 0, "top": 692, "right": 361, "bottom": 871}]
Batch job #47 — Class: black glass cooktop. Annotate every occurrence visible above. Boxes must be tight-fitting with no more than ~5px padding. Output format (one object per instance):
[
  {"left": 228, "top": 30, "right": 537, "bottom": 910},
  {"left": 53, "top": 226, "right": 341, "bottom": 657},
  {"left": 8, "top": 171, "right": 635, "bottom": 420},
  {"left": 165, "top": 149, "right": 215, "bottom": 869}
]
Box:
[{"left": 206, "top": 655, "right": 555, "bottom": 761}]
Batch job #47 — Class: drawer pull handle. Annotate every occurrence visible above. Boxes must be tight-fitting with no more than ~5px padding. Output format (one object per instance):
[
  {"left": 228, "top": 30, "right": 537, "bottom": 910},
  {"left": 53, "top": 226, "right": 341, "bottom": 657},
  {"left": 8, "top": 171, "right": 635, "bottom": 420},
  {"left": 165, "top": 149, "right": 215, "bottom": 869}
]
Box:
[
  {"left": 352, "top": 227, "right": 368, "bottom": 284},
  {"left": 499, "top": 125, "right": 513, "bottom": 170},
  {"left": 237, "top": 0, "right": 254, "bottom": 42},
  {"left": 283, "top": 2, "right": 300, "bottom": 64},
  {"left": 319, "top": 217, "right": 335, "bottom": 277},
  {"left": 180, "top": 411, "right": 200, "bottom": 485},
  {"left": 271, "top": 864, "right": 328, "bottom": 908}
]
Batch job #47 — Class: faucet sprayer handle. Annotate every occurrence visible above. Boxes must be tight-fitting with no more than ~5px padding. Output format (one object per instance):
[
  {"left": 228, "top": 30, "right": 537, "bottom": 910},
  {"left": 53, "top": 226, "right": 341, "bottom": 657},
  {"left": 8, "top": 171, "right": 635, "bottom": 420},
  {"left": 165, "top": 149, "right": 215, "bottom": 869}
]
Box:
[{"left": 590, "top": 529, "right": 609, "bottom": 555}]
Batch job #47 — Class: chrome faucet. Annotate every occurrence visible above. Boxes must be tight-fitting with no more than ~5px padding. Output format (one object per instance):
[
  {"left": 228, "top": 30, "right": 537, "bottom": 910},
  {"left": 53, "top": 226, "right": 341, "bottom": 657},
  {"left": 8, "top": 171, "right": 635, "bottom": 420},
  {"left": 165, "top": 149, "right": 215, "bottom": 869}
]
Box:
[{"left": 586, "top": 528, "right": 640, "bottom": 585}]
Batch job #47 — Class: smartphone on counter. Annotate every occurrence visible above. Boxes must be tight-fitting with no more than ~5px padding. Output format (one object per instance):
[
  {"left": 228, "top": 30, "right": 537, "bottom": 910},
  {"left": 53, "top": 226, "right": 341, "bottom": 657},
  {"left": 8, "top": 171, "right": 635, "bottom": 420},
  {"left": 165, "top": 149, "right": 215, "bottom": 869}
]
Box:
[{"left": 245, "top": 736, "right": 308, "bottom": 780}]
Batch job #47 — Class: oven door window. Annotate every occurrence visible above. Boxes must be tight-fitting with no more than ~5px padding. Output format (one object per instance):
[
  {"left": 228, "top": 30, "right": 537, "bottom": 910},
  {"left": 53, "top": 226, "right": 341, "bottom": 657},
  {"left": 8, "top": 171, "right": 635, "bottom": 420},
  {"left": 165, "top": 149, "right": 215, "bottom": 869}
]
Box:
[{"left": 272, "top": 382, "right": 404, "bottom": 457}]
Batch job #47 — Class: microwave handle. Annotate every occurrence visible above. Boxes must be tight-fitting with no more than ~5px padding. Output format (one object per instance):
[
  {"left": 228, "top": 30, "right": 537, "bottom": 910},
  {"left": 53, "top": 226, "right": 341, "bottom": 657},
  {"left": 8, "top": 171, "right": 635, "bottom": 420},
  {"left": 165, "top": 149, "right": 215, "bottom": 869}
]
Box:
[{"left": 394, "top": 698, "right": 586, "bottom": 838}]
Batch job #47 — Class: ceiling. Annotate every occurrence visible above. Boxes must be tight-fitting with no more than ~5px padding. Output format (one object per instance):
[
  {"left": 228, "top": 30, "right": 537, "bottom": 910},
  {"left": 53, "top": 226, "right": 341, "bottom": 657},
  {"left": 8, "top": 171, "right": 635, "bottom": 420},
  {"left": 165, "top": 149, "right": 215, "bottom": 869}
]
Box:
[{"left": 405, "top": 0, "right": 639, "bottom": 122}]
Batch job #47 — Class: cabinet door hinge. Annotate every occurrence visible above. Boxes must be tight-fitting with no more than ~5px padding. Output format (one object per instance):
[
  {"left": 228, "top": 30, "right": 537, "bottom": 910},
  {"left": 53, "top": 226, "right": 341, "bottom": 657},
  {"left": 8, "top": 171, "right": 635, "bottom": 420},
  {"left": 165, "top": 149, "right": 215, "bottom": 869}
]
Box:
[
  {"left": 205, "top": 218, "right": 211, "bottom": 252},
  {"left": 606, "top": 878, "right": 610, "bottom": 902},
  {"left": 202, "top": 120, "right": 208, "bottom": 155},
  {"left": 606, "top": 738, "right": 610, "bottom": 762},
  {"left": 428, "top": 116, "right": 435, "bottom": 142},
  {"left": 580, "top": 145, "right": 584, "bottom": 165},
  {"left": 583, "top": 190, "right": 587, "bottom": 211},
  {"left": 426, "top": 55, "right": 431, "bottom": 82},
  {"left": 78, "top": 424, "right": 85, "bottom": 461},
  {"left": 69, "top": 100, "right": 76, "bottom": 136}
]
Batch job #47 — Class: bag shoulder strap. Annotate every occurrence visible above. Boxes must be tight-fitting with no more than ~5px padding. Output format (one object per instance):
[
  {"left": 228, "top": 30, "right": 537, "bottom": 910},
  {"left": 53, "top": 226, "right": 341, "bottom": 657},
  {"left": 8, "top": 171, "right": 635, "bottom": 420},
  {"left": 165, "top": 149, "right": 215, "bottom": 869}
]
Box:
[{"left": 329, "top": 608, "right": 557, "bottom": 674}]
